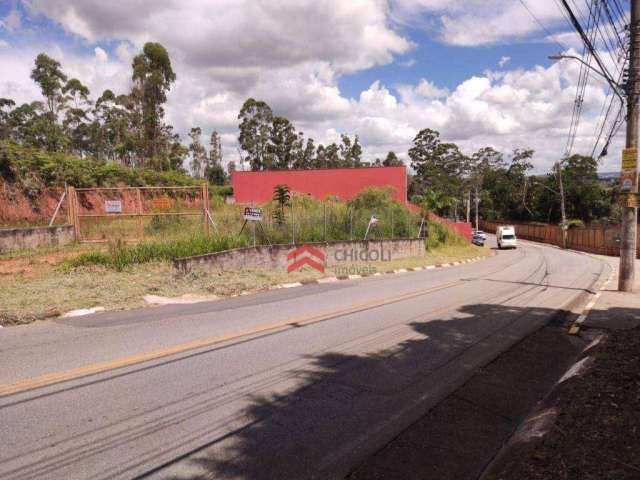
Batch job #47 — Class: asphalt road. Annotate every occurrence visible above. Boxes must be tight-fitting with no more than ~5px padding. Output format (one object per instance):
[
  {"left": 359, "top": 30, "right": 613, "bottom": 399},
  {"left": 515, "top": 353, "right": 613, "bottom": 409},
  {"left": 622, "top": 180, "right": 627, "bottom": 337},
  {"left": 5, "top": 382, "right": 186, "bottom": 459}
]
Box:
[{"left": 0, "top": 239, "right": 609, "bottom": 480}]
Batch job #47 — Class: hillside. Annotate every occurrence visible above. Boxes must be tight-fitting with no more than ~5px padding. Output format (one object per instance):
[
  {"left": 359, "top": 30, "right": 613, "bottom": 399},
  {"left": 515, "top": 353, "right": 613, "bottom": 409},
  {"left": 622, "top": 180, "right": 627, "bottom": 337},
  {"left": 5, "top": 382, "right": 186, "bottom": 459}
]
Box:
[{"left": 0, "top": 142, "right": 230, "bottom": 226}]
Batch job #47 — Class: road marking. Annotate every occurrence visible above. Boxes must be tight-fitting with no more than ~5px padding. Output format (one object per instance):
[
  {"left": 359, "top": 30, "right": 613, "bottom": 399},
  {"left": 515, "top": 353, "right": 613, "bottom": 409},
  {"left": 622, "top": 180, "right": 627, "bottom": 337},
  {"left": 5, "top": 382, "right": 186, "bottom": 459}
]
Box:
[{"left": 0, "top": 280, "right": 461, "bottom": 398}]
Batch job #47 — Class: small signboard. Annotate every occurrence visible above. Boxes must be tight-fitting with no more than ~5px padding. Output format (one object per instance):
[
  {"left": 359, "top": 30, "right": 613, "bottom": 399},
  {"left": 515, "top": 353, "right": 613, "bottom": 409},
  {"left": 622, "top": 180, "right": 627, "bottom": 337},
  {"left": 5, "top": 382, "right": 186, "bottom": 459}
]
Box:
[
  {"left": 243, "top": 207, "right": 263, "bottom": 221},
  {"left": 152, "top": 196, "right": 172, "bottom": 210},
  {"left": 622, "top": 148, "right": 638, "bottom": 170},
  {"left": 620, "top": 169, "right": 637, "bottom": 192},
  {"left": 621, "top": 148, "right": 638, "bottom": 192},
  {"left": 105, "top": 200, "right": 122, "bottom": 213},
  {"left": 618, "top": 192, "right": 639, "bottom": 208}
]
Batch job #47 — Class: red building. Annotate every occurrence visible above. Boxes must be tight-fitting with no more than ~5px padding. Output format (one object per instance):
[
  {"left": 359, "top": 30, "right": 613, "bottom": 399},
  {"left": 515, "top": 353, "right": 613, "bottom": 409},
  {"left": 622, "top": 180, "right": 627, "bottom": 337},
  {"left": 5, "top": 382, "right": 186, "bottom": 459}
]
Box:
[{"left": 231, "top": 166, "right": 407, "bottom": 204}]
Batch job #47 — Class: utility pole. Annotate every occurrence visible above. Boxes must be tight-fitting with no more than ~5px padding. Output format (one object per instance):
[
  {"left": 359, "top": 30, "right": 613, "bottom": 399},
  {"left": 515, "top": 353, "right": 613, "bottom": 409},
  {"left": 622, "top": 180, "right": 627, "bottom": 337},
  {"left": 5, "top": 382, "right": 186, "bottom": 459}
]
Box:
[
  {"left": 556, "top": 162, "right": 568, "bottom": 249},
  {"left": 619, "top": 0, "right": 640, "bottom": 292},
  {"left": 466, "top": 190, "right": 471, "bottom": 223},
  {"left": 474, "top": 186, "right": 480, "bottom": 230}
]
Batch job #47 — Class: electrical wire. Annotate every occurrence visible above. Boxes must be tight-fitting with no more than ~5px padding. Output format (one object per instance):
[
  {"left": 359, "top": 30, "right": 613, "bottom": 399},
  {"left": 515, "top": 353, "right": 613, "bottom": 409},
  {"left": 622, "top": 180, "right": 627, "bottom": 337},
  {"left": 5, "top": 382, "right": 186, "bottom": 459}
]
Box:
[{"left": 517, "top": 0, "right": 569, "bottom": 50}]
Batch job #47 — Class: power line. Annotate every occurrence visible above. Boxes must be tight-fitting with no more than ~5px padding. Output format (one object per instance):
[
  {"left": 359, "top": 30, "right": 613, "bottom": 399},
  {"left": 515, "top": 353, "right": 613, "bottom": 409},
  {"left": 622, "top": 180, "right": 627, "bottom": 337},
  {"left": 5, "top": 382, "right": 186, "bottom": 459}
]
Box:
[
  {"left": 559, "top": 0, "right": 619, "bottom": 90},
  {"left": 517, "top": 0, "right": 569, "bottom": 50}
]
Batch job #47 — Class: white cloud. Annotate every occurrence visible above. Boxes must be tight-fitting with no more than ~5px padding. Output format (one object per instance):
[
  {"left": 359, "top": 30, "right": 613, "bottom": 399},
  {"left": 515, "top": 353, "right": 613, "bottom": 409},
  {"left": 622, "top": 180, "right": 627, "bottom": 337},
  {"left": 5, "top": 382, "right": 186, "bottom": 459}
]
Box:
[
  {"left": 94, "top": 47, "right": 108, "bottom": 63},
  {"left": 26, "top": 0, "right": 413, "bottom": 75},
  {"left": 2, "top": 1, "right": 626, "bottom": 174},
  {"left": 399, "top": 58, "right": 416, "bottom": 67},
  {"left": 391, "top": 0, "right": 566, "bottom": 46},
  {"left": 415, "top": 79, "right": 449, "bottom": 98},
  {"left": 0, "top": 9, "right": 22, "bottom": 32},
  {"left": 498, "top": 56, "right": 510, "bottom": 67}
]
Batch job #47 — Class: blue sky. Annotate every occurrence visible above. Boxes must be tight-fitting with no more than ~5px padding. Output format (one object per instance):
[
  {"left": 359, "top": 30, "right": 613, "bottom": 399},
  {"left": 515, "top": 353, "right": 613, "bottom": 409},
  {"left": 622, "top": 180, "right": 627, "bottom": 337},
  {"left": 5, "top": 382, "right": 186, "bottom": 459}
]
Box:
[{"left": 0, "top": 1, "right": 628, "bottom": 173}]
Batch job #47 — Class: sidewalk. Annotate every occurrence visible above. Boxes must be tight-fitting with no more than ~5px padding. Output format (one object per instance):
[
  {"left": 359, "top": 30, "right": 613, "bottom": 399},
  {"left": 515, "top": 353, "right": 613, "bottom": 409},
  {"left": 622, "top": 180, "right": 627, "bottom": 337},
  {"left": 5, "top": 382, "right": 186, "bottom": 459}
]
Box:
[
  {"left": 347, "top": 255, "right": 640, "bottom": 480},
  {"left": 580, "top": 256, "right": 640, "bottom": 331},
  {"left": 483, "top": 256, "right": 640, "bottom": 480}
]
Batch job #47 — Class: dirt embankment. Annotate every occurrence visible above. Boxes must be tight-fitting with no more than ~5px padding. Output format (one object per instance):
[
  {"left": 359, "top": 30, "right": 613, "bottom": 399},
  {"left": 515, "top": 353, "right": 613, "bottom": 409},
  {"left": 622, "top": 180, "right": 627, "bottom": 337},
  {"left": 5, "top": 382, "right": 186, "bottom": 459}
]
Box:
[
  {"left": 0, "top": 180, "right": 202, "bottom": 226},
  {"left": 0, "top": 182, "right": 65, "bottom": 225}
]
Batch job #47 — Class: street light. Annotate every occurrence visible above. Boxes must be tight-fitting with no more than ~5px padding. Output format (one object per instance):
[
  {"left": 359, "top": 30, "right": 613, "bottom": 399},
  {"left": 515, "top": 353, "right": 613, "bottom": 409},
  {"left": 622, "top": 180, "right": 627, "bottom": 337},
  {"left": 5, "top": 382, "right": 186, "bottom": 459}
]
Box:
[{"left": 548, "top": 54, "right": 625, "bottom": 103}]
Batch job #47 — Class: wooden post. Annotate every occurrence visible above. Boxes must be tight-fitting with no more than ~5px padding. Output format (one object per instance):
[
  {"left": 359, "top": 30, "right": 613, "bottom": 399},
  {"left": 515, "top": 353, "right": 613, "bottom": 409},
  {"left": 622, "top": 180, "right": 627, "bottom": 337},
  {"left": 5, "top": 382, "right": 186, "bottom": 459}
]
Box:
[
  {"left": 136, "top": 188, "right": 144, "bottom": 240},
  {"left": 68, "top": 186, "right": 81, "bottom": 241},
  {"left": 65, "top": 184, "right": 72, "bottom": 226},
  {"left": 202, "top": 183, "right": 210, "bottom": 235}
]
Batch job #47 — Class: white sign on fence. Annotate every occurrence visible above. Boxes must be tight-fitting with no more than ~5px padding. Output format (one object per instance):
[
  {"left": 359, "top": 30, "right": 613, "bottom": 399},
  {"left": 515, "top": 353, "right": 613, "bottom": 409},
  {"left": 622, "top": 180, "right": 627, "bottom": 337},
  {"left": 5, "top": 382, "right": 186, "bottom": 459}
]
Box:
[
  {"left": 105, "top": 200, "right": 123, "bottom": 213},
  {"left": 243, "top": 207, "right": 263, "bottom": 221}
]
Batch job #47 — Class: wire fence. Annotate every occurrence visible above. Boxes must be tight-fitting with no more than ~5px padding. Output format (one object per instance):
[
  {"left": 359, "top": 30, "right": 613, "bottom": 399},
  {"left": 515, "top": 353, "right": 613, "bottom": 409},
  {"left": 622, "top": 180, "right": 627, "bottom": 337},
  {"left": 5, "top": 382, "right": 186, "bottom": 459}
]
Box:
[{"left": 213, "top": 196, "right": 424, "bottom": 246}]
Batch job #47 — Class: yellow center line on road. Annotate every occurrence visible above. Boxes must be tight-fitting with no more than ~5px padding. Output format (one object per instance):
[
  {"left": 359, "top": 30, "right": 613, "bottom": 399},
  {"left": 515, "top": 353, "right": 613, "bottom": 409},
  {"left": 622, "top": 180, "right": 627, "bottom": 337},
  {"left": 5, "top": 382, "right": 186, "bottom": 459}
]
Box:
[{"left": 0, "top": 280, "right": 461, "bottom": 398}]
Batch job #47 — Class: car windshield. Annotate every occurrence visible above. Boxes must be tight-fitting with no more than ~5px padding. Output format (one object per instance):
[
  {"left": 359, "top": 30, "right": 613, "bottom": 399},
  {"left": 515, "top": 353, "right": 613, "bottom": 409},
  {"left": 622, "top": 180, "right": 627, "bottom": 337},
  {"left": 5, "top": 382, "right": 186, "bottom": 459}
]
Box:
[{"left": 502, "top": 234, "right": 515, "bottom": 240}]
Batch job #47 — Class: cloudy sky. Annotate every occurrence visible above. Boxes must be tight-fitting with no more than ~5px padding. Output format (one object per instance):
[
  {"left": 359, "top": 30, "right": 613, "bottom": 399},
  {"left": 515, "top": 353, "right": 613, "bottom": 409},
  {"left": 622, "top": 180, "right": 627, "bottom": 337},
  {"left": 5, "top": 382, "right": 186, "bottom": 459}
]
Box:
[{"left": 0, "top": 0, "right": 628, "bottom": 172}]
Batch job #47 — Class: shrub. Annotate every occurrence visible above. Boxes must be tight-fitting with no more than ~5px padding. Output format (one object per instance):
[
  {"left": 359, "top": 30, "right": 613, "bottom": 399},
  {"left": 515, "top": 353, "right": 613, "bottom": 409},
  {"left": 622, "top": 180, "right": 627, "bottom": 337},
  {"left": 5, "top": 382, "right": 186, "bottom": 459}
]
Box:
[
  {"left": 64, "top": 234, "right": 247, "bottom": 271},
  {"left": 425, "top": 220, "right": 468, "bottom": 250}
]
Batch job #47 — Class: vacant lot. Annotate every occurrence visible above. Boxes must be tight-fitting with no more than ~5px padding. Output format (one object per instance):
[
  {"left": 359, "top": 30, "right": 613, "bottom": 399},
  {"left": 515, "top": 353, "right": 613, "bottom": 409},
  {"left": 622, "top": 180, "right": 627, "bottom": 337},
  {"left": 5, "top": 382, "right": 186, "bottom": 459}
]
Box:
[{"left": 0, "top": 242, "right": 488, "bottom": 326}]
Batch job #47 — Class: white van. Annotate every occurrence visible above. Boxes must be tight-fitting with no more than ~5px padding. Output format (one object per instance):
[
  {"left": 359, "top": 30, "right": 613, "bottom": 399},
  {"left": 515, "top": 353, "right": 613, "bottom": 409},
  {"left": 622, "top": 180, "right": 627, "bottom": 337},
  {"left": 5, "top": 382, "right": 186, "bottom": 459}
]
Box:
[{"left": 496, "top": 225, "right": 517, "bottom": 249}]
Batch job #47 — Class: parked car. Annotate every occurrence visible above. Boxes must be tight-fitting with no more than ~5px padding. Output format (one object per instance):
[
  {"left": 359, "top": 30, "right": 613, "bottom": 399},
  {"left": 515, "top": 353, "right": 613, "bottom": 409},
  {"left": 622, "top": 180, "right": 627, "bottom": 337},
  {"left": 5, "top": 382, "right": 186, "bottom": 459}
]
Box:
[
  {"left": 496, "top": 225, "right": 517, "bottom": 249},
  {"left": 472, "top": 229, "right": 487, "bottom": 240},
  {"left": 472, "top": 232, "right": 485, "bottom": 246}
]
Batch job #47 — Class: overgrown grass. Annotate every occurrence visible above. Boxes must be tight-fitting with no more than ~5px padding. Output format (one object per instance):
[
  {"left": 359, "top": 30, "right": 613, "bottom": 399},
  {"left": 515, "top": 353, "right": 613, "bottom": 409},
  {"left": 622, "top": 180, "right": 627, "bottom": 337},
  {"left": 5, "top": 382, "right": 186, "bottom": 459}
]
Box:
[
  {"left": 62, "top": 188, "right": 469, "bottom": 271},
  {"left": 64, "top": 234, "right": 247, "bottom": 271},
  {"left": 425, "top": 219, "right": 468, "bottom": 250}
]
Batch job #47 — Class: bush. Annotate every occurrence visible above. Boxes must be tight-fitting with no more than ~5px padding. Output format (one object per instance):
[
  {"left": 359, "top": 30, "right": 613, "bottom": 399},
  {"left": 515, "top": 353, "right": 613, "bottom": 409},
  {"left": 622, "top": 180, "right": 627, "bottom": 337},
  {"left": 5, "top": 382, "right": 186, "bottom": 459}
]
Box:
[
  {"left": 64, "top": 234, "right": 247, "bottom": 271},
  {"left": 425, "top": 220, "right": 468, "bottom": 250},
  {"left": 0, "top": 141, "right": 225, "bottom": 194}
]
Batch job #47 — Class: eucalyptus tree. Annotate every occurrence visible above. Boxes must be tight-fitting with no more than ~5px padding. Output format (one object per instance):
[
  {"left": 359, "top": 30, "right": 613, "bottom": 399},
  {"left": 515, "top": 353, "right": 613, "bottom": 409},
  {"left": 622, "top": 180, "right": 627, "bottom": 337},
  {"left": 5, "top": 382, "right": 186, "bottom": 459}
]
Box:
[
  {"left": 188, "top": 127, "right": 207, "bottom": 178},
  {"left": 131, "top": 42, "right": 176, "bottom": 165},
  {"left": 238, "top": 98, "right": 273, "bottom": 170},
  {"left": 206, "top": 130, "right": 226, "bottom": 184}
]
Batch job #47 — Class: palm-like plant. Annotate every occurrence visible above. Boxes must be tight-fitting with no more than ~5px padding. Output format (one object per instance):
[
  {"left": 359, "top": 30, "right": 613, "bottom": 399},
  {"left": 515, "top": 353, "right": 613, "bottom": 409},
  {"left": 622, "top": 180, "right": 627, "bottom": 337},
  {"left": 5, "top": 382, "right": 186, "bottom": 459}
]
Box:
[{"left": 272, "top": 184, "right": 291, "bottom": 225}]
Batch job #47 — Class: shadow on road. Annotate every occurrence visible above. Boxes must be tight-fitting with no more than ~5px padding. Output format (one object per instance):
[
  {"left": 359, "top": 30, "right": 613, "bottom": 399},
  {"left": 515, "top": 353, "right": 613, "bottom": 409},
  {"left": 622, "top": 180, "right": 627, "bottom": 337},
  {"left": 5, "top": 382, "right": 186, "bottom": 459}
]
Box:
[{"left": 139, "top": 302, "right": 590, "bottom": 480}]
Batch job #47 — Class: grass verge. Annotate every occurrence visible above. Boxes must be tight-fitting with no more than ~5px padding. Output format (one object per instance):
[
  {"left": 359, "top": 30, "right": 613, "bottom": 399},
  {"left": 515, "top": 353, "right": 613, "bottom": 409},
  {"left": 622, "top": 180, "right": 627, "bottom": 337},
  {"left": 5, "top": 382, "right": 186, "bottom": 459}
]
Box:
[{"left": 0, "top": 242, "right": 489, "bottom": 326}]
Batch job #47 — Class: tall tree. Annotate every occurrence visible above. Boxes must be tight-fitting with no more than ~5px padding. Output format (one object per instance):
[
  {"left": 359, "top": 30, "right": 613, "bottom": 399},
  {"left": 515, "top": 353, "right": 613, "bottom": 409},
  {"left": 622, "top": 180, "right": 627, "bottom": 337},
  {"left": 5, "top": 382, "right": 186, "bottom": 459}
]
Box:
[
  {"left": 409, "top": 128, "right": 467, "bottom": 216},
  {"left": 238, "top": 98, "right": 273, "bottom": 170},
  {"left": 62, "top": 78, "right": 91, "bottom": 156},
  {"left": 0, "top": 98, "right": 15, "bottom": 140},
  {"left": 293, "top": 137, "right": 316, "bottom": 169},
  {"left": 382, "top": 151, "right": 402, "bottom": 166},
  {"left": 188, "top": 127, "right": 207, "bottom": 178},
  {"left": 206, "top": 130, "right": 226, "bottom": 185},
  {"left": 30, "top": 53, "right": 67, "bottom": 118},
  {"left": 30, "top": 53, "right": 68, "bottom": 151},
  {"left": 270, "top": 116, "right": 298, "bottom": 169},
  {"left": 131, "top": 42, "right": 176, "bottom": 165}
]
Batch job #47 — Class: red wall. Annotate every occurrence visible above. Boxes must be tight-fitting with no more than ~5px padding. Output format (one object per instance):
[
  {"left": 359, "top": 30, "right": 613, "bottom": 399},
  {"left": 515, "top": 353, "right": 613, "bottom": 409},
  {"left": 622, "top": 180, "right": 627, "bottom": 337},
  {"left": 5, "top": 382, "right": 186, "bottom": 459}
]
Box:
[{"left": 232, "top": 166, "right": 407, "bottom": 204}]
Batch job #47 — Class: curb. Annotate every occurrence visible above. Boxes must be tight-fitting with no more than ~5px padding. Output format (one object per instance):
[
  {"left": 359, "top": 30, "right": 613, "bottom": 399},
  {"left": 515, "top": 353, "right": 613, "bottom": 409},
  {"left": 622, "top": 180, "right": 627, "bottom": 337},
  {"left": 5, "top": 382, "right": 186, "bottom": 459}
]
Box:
[
  {"left": 568, "top": 267, "right": 615, "bottom": 335},
  {"left": 57, "top": 253, "right": 493, "bottom": 320},
  {"left": 270, "top": 254, "right": 490, "bottom": 291}
]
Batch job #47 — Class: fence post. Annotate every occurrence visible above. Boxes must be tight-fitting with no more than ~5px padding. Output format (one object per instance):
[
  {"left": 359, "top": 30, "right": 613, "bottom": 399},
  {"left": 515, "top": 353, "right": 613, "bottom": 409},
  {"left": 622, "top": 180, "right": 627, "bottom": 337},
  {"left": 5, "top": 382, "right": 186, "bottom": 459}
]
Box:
[
  {"left": 291, "top": 196, "right": 295, "bottom": 245},
  {"left": 324, "top": 202, "right": 327, "bottom": 241},
  {"left": 65, "top": 184, "right": 72, "bottom": 226},
  {"left": 202, "top": 183, "right": 210, "bottom": 235},
  {"left": 349, "top": 208, "right": 353, "bottom": 240},
  {"left": 136, "top": 188, "right": 144, "bottom": 240},
  {"left": 68, "top": 186, "right": 80, "bottom": 241},
  {"left": 391, "top": 209, "right": 394, "bottom": 239}
]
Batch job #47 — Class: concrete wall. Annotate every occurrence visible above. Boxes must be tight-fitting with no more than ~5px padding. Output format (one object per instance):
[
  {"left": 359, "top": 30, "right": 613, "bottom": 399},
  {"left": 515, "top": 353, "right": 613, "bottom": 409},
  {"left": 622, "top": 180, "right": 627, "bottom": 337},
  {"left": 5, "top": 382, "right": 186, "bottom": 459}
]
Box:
[
  {"left": 174, "top": 238, "right": 425, "bottom": 273},
  {"left": 0, "top": 225, "right": 75, "bottom": 253}
]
